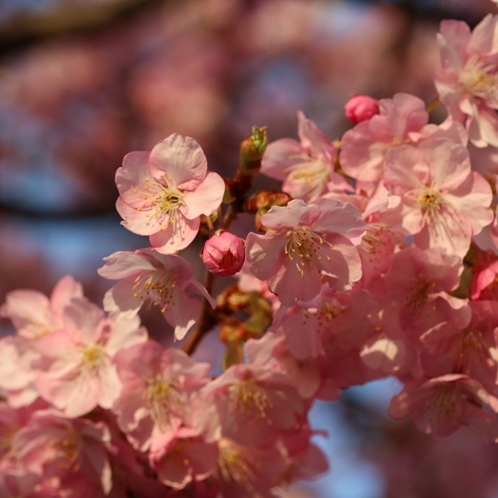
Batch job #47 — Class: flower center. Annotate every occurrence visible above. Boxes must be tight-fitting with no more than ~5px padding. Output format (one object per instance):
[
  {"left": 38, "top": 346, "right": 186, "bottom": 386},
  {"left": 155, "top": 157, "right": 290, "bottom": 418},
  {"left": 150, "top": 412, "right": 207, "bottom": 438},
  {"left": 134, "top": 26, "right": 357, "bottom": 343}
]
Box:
[
  {"left": 425, "top": 386, "right": 462, "bottom": 428},
  {"left": 417, "top": 186, "right": 441, "bottom": 215},
  {"left": 455, "top": 328, "right": 488, "bottom": 375},
  {"left": 285, "top": 226, "right": 331, "bottom": 277},
  {"left": 81, "top": 344, "right": 106, "bottom": 372},
  {"left": 218, "top": 438, "right": 260, "bottom": 487},
  {"left": 460, "top": 55, "right": 498, "bottom": 105},
  {"left": 159, "top": 187, "right": 184, "bottom": 218},
  {"left": 285, "top": 157, "right": 330, "bottom": 200},
  {"left": 228, "top": 379, "right": 273, "bottom": 420},
  {"left": 49, "top": 429, "right": 81, "bottom": 470},
  {"left": 134, "top": 176, "right": 185, "bottom": 227},
  {"left": 83, "top": 344, "right": 105, "bottom": 367},
  {"left": 132, "top": 270, "right": 176, "bottom": 313},
  {"left": 145, "top": 375, "right": 184, "bottom": 428}
]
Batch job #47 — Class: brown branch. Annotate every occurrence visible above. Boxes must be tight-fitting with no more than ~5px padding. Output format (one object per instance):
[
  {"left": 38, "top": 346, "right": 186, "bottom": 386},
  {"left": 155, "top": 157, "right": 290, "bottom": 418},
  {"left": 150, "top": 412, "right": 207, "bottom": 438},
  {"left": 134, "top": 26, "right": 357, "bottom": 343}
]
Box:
[{"left": 182, "top": 271, "right": 217, "bottom": 356}]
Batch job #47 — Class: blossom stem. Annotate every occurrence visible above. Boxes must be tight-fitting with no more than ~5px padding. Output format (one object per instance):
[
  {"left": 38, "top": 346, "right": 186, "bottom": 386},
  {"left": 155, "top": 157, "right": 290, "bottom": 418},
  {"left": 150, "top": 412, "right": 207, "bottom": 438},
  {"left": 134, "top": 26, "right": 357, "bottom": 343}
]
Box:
[
  {"left": 182, "top": 270, "right": 217, "bottom": 355},
  {"left": 426, "top": 96, "right": 440, "bottom": 114}
]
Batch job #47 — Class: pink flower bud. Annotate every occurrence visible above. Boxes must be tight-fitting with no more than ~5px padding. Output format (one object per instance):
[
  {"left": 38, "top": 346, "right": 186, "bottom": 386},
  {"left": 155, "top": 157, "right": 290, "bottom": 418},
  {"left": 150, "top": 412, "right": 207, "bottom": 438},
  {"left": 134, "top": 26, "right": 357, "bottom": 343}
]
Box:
[
  {"left": 344, "top": 94, "right": 379, "bottom": 124},
  {"left": 202, "top": 231, "right": 245, "bottom": 277}
]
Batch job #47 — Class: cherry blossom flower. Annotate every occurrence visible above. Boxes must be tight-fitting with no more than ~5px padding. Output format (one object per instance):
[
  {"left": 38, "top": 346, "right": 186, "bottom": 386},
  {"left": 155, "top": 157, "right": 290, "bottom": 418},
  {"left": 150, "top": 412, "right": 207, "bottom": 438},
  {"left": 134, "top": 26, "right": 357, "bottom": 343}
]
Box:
[
  {"left": 340, "top": 93, "right": 429, "bottom": 184},
  {"left": 112, "top": 341, "right": 210, "bottom": 451},
  {"left": 278, "top": 420, "right": 329, "bottom": 483},
  {"left": 420, "top": 300, "right": 498, "bottom": 391},
  {"left": 244, "top": 331, "right": 322, "bottom": 399},
  {"left": 272, "top": 286, "right": 379, "bottom": 377},
  {"left": 115, "top": 133, "right": 225, "bottom": 253},
  {"left": 192, "top": 363, "right": 305, "bottom": 447},
  {"left": 98, "top": 248, "right": 214, "bottom": 340},
  {"left": 470, "top": 256, "right": 498, "bottom": 299},
  {"left": 34, "top": 297, "right": 147, "bottom": 417},
  {"left": 388, "top": 374, "right": 498, "bottom": 438},
  {"left": 12, "top": 412, "right": 114, "bottom": 496},
  {"left": 0, "top": 275, "right": 83, "bottom": 339},
  {"left": 380, "top": 246, "right": 469, "bottom": 341},
  {"left": 148, "top": 426, "right": 217, "bottom": 489},
  {"left": 384, "top": 137, "right": 493, "bottom": 257},
  {"left": 245, "top": 198, "right": 365, "bottom": 306},
  {"left": 435, "top": 15, "right": 498, "bottom": 147},
  {"left": 0, "top": 336, "right": 40, "bottom": 407},
  {"left": 260, "top": 111, "right": 350, "bottom": 201},
  {"left": 212, "top": 437, "right": 288, "bottom": 498}
]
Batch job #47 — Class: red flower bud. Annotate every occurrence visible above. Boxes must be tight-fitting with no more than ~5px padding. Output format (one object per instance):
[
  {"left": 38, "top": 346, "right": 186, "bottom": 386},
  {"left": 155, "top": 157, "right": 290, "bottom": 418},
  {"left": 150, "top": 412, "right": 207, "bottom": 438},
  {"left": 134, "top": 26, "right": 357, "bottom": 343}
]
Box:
[
  {"left": 344, "top": 94, "right": 379, "bottom": 124},
  {"left": 202, "top": 231, "right": 245, "bottom": 277}
]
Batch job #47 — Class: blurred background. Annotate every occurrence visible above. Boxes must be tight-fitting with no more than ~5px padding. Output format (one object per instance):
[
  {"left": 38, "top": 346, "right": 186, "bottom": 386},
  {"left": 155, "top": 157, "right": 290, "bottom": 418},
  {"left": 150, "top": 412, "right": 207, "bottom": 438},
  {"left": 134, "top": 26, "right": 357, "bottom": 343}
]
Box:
[{"left": 1, "top": 0, "right": 498, "bottom": 496}]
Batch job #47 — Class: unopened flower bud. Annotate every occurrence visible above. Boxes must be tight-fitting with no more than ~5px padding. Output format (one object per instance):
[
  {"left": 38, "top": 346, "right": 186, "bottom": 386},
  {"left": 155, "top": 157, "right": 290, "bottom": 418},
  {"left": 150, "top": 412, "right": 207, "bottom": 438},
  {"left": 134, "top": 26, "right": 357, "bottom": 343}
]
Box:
[
  {"left": 344, "top": 94, "right": 379, "bottom": 124},
  {"left": 245, "top": 190, "right": 292, "bottom": 231},
  {"left": 202, "top": 231, "right": 245, "bottom": 277},
  {"left": 239, "top": 125, "right": 268, "bottom": 175}
]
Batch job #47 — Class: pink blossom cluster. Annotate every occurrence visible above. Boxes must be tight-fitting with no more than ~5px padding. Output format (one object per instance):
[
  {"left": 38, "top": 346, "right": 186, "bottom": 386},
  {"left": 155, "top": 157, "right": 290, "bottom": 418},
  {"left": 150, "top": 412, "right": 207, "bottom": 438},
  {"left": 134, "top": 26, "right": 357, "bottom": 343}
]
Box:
[
  {"left": 0, "top": 276, "right": 326, "bottom": 496},
  {"left": 3, "top": 11, "right": 498, "bottom": 497}
]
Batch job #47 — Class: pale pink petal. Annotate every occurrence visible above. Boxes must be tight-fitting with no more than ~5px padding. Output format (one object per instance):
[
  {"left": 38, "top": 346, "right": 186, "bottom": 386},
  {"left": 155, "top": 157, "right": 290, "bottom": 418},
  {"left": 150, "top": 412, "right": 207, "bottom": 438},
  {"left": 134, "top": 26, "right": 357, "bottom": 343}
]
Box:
[
  {"left": 297, "top": 110, "right": 335, "bottom": 162},
  {"left": 149, "top": 216, "right": 199, "bottom": 254},
  {"left": 104, "top": 315, "right": 147, "bottom": 354},
  {"left": 98, "top": 251, "right": 156, "bottom": 280},
  {"left": 50, "top": 276, "right": 83, "bottom": 315},
  {"left": 245, "top": 232, "right": 286, "bottom": 281},
  {"left": 262, "top": 199, "right": 320, "bottom": 230},
  {"left": 116, "top": 197, "right": 164, "bottom": 236},
  {"left": 102, "top": 280, "right": 143, "bottom": 318},
  {"left": 468, "top": 14, "right": 496, "bottom": 53},
  {"left": 0, "top": 290, "right": 50, "bottom": 330},
  {"left": 181, "top": 171, "right": 225, "bottom": 219},
  {"left": 63, "top": 298, "right": 104, "bottom": 344},
  {"left": 166, "top": 290, "right": 202, "bottom": 341},
  {"left": 149, "top": 134, "right": 207, "bottom": 185},
  {"left": 313, "top": 198, "right": 366, "bottom": 243},
  {"left": 261, "top": 138, "right": 303, "bottom": 181}
]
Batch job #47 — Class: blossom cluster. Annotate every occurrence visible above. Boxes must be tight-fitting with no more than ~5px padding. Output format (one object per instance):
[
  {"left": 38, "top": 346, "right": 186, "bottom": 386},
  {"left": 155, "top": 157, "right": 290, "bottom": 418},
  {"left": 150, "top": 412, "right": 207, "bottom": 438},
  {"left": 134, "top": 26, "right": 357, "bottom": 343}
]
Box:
[{"left": 2, "top": 11, "right": 498, "bottom": 498}]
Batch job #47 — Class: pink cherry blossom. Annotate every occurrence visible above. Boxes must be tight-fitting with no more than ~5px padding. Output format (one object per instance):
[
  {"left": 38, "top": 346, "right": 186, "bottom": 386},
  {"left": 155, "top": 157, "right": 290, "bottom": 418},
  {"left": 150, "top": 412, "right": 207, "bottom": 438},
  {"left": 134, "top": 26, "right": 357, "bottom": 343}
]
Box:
[
  {"left": 148, "top": 427, "right": 217, "bottom": 489},
  {"left": 245, "top": 198, "right": 365, "bottom": 306},
  {"left": 192, "top": 363, "right": 305, "bottom": 447},
  {"left": 420, "top": 300, "right": 498, "bottom": 391},
  {"left": 344, "top": 94, "right": 380, "bottom": 123},
  {"left": 308, "top": 289, "right": 383, "bottom": 394},
  {"left": 388, "top": 374, "right": 498, "bottom": 438},
  {"left": 260, "top": 111, "right": 350, "bottom": 201},
  {"left": 278, "top": 420, "right": 329, "bottom": 483},
  {"left": 115, "top": 133, "right": 225, "bottom": 253},
  {"left": 12, "top": 412, "right": 114, "bottom": 495},
  {"left": 0, "top": 336, "right": 39, "bottom": 407},
  {"left": 212, "top": 437, "right": 288, "bottom": 498},
  {"left": 0, "top": 275, "right": 83, "bottom": 339},
  {"left": 112, "top": 341, "right": 210, "bottom": 451},
  {"left": 340, "top": 92, "right": 429, "bottom": 184},
  {"left": 271, "top": 286, "right": 379, "bottom": 370},
  {"left": 470, "top": 256, "right": 498, "bottom": 300},
  {"left": 244, "top": 331, "right": 322, "bottom": 399},
  {"left": 435, "top": 15, "right": 498, "bottom": 147},
  {"left": 380, "top": 246, "right": 469, "bottom": 341},
  {"left": 34, "top": 297, "right": 147, "bottom": 417},
  {"left": 384, "top": 137, "right": 493, "bottom": 257},
  {"left": 202, "top": 230, "right": 245, "bottom": 277},
  {"left": 0, "top": 461, "right": 42, "bottom": 498},
  {"left": 98, "top": 248, "right": 214, "bottom": 340}
]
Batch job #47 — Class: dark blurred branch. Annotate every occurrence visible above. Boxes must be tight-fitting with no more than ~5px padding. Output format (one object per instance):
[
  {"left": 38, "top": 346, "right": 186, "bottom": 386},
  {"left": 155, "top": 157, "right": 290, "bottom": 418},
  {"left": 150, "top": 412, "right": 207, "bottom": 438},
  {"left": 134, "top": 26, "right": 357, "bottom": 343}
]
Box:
[
  {"left": 0, "top": 0, "right": 168, "bottom": 55},
  {"left": 347, "top": 0, "right": 491, "bottom": 26}
]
